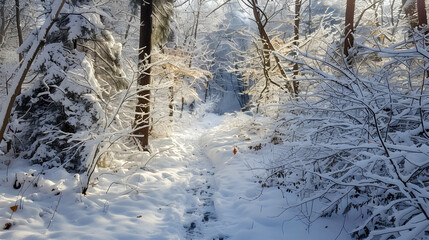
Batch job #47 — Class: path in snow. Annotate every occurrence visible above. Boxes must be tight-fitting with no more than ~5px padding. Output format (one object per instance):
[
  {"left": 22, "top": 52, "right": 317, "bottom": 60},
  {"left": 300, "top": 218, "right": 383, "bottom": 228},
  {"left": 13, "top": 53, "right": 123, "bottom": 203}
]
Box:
[
  {"left": 0, "top": 112, "right": 353, "bottom": 240},
  {"left": 182, "top": 139, "right": 220, "bottom": 239},
  {"left": 0, "top": 113, "right": 228, "bottom": 240},
  {"left": 174, "top": 114, "right": 227, "bottom": 240}
]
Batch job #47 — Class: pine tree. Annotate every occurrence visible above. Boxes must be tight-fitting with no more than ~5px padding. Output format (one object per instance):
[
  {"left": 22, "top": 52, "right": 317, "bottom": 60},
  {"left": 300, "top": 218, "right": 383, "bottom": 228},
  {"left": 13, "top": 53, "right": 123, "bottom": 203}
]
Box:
[{"left": 8, "top": 0, "right": 125, "bottom": 172}]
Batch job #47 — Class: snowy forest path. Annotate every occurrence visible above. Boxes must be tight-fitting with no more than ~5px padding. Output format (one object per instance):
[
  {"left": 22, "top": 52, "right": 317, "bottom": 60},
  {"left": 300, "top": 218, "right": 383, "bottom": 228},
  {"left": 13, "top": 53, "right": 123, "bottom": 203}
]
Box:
[
  {"left": 0, "top": 113, "right": 233, "bottom": 240},
  {"left": 0, "top": 111, "right": 356, "bottom": 240},
  {"left": 172, "top": 113, "right": 227, "bottom": 240}
]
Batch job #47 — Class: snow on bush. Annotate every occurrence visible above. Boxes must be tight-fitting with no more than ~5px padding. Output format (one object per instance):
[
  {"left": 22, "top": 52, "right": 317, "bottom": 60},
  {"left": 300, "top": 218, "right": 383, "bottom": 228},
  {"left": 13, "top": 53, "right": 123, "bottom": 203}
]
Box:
[{"left": 262, "top": 30, "right": 429, "bottom": 239}]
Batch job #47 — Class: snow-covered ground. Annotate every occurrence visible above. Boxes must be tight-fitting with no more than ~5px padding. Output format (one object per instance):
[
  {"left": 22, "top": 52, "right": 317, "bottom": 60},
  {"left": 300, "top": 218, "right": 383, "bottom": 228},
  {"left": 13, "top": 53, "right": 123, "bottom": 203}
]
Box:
[{"left": 0, "top": 111, "right": 352, "bottom": 239}]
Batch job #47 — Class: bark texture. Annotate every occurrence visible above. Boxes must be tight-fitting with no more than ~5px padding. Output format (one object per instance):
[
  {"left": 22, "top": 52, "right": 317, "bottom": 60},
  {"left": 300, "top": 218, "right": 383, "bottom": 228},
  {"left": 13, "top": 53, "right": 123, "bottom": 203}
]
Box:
[{"left": 134, "top": 0, "right": 153, "bottom": 150}]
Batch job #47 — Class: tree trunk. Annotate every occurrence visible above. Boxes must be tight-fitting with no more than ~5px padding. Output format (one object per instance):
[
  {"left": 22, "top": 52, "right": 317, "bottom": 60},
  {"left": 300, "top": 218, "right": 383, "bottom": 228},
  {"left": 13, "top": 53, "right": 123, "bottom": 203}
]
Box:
[
  {"left": 193, "top": 0, "right": 202, "bottom": 43},
  {"left": 0, "top": 0, "right": 7, "bottom": 48},
  {"left": 180, "top": 96, "right": 184, "bottom": 118},
  {"left": 123, "top": 15, "right": 134, "bottom": 42},
  {"left": 306, "top": 0, "right": 311, "bottom": 38},
  {"left": 292, "top": 0, "right": 301, "bottom": 95},
  {"left": 133, "top": 0, "right": 152, "bottom": 151},
  {"left": 169, "top": 85, "right": 174, "bottom": 118},
  {"left": 251, "top": 0, "right": 270, "bottom": 71},
  {"left": 249, "top": 0, "right": 295, "bottom": 96},
  {"left": 15, "top": 0, "right": 23, "bottom": 62},
  {"left": 417, "top": 0, "right": 427, "bottom": 27},
  {"left": 204, "top": 79, "right": 209, "bottom": 102},
  {"left": 344, "top": 0, "right": 356, "bottom": 58},
  {"left": 184, "top": 0, "right": 202, "bottom": 114}
]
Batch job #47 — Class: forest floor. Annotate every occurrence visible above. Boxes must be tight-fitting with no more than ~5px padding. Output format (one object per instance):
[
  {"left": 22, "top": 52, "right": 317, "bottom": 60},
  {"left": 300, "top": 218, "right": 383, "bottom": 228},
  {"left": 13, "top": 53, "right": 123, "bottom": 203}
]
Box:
[{"left": 0, "top": 111, "right": 352, "bottom": 239}]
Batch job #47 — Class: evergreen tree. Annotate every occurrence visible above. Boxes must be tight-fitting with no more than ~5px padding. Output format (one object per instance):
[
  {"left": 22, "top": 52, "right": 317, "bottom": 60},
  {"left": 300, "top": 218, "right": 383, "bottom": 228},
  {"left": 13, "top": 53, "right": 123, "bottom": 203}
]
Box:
[{"left": 8, "top": 0, "right": 125, "bottom": 172}]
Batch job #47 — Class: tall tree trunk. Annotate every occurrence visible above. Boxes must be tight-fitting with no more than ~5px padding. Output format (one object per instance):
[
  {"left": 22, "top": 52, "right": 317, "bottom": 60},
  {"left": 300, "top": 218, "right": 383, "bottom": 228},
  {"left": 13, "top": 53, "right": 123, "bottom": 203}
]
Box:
[
  {"left": 15, "top": 0, "right": 23, "bottom": 62},
  {"left": 417, "top": 0, "right": 428, "bottom": 76},
  {"left": 306, "top": 0, "right": 311, "bottom": 38},
  {"left": 344, "top": 0, "right": 356, "bottom": 58},
  {"left": 193, "top": 0, "right": 202, "bottom": 43},
  {"left": 417, "top": 0, "right": 427, "bottom": 27},
  {"left": 0, "top": 0, "right": 7, "bottom": 48},
  {"left": 134, "top": 0, "right": 152, "bottom": 151},
  {"left": 251, "top": 0, "right": 270, "bottom": 71},
  {"left": 292, "top": 0, "right": 301, "bottom": 95}
]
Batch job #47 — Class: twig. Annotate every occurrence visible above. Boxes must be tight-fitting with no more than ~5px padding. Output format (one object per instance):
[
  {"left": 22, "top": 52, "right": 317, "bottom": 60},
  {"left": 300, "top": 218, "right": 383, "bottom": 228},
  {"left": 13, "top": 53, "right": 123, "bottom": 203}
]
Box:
[{"left": 47, "top": 192, "right": 62, "bottom": 229}]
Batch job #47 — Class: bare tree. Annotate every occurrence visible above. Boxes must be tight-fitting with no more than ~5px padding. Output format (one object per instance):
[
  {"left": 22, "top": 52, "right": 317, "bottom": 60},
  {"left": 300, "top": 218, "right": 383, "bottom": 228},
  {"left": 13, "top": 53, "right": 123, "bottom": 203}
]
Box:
[{"left": 245, "top": 0, "right": 296, "bottom": 96}]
